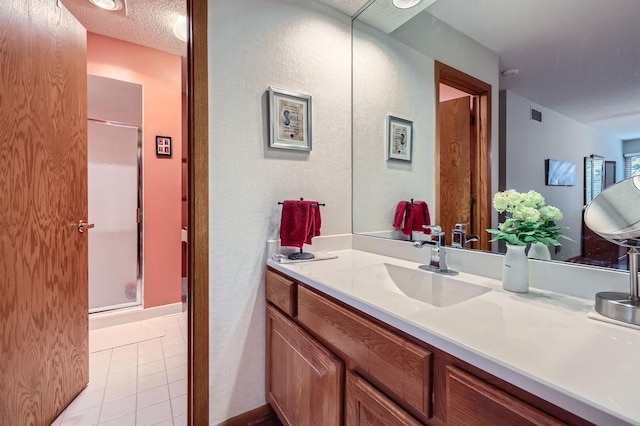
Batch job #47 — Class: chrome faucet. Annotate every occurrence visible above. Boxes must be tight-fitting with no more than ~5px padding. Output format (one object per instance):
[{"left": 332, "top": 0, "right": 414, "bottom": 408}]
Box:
[
  {"left": 451, "top": 223, "right": 479, "bottom": 248},
  {"left": 413, "top": 225, "right": 458, "bottom": 275}
]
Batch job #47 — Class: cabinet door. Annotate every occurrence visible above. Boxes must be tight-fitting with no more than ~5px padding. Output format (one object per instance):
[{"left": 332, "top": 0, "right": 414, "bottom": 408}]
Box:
[
  {"left": 266, "top": 305, "right": 343, "bottom": 426},
  {"left": 346, "top": 371, "right": 422, "bottom": 426},
  {"left": 446, "top": 366, "right": 563, "bottom": 426}
]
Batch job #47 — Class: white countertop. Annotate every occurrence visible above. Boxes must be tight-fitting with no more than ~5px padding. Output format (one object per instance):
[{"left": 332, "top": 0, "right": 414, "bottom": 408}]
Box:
[{"left": 267, "top": 249, "right": 640, "bottom": 426}]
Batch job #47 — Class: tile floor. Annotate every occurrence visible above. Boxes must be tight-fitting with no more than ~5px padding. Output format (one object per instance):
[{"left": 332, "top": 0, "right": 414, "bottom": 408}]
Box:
[{"left": 52, "top": 313, "right": 187, "bottom": 426}]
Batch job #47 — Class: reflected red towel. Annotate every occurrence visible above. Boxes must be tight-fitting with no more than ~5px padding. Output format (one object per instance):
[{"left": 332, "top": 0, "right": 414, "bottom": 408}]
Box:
[
  {"left": 280, "top": 200, "right": 322, "bottom": 248},
  {"left": 393, "top": 200, "right": 431, "bottom": 236}
]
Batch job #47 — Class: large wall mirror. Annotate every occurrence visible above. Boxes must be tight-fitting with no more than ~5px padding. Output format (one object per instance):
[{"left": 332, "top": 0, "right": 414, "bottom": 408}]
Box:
[{"left": 352, "top": 0, "right": 640, "bottom": 270}]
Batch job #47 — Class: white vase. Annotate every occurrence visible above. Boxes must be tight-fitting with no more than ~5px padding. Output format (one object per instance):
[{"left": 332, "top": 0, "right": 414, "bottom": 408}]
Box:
[
  {"left": 527, "top": 242, "right": 551, "bottom": 261},
  {"left": 503, "top": 244, "right": 529, "bottom": 293}
]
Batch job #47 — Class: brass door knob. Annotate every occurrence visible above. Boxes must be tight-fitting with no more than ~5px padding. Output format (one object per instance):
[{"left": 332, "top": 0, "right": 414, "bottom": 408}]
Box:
[{"left": 78, "top": 220, "right": 95, "bottom": 233}]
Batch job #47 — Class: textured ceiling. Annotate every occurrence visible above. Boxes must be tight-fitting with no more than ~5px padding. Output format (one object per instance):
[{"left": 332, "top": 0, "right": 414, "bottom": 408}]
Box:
[
  {"left": 62, "top": 0, "right": 187, "bottom": 57},
  {"left": 316, "top": 0, "right": 370, "bottom": 16}
]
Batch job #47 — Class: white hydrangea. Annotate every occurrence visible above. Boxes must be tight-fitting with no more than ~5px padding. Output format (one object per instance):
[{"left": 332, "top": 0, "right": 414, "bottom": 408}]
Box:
[
  {"left": 493, "top": 189, "right": 521, "bottom": 212},
  {"left": 512, "top": 205, "right": 541, "bottom": 223},
  {"left": 521, "top": 190, "right": 545, "bottom": 208},
  {"left": 539, "top": 205, "right": 563, "bottom": 221}
]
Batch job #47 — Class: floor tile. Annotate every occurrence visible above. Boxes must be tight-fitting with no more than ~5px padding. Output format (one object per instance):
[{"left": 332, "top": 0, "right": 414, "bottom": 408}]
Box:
[
  {"left": 51, "top": 412, "right": 65, "bottom": 426},
  {"left": 99, "top": 394, "right": 136, "bottom": 423},
  {"left": 153, "top": 420, "right": 174, "bottom": 426},
  {"left": 104, "top": 381, "right": 137, "bottom": 402},
  {"left": 171, "top": 394, "right": 187, "bottom": 417},
  {"left": 136, "top": 400, "right": 172, "bottom": 426},
  {"left": 138, "top": 371, "right": 168, "bottom": 392},
  {"left": 166, "top": 366, "right": 187, "bottom": 383},
  {"left": 86, "top": 373, "right": 109, "bottom": 391},
  {"left": 138, "top": 359, "right": 166, "bottom": 378},
  {"left": 64, "top": 388, "right": 105, "bottom": 414},
  {"left": 161, "top": 336, "right": 184, "bottom": 349},
  {"left": 98, "top": 412, "right": 135, "bottom": 426},
  {"left": 111, "top": 344, "right": 138, "bottom": 360},
  {"left": 138, "top": 339, "right": 163, "bottom": 355},
  {"left": 60, "top": 405, "right": 100, "bottom": 426},
  {"left": 164, "top": 354, "right": 187, "bottom": 370},
  {"left": 137, "top": 384, "right": 169, "bottom": 409},
  {"left": 107, "top": 366, "right": 138, "bottom": 386},
  {"left": 173, "top": 414, "right": 187, "bottom": 426},
  {"left": 138, "top": 349, "right": 164, "bottom": 365},
  {"left": 168, "top": 379, "right": 186, "bottom": 399},
  {"left": 109, "top": 357, "right": 138, "bottom": 374},
  {"left": 162, "top": 344, "right": 186, "bottom": 359}
]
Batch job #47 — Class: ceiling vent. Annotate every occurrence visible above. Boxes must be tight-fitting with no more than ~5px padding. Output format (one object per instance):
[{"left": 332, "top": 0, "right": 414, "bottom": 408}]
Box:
[{"left": 531, "top": 108, "right": 542, "bottom": 122}]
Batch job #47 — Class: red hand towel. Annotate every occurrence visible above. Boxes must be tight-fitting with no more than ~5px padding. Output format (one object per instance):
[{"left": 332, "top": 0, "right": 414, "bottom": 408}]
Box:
[
  {"left": 280, "top": 200, "right": 322, "bottom": 248},
  {"left": 393, "top": 201, "right": 409, "bottom": 229},
  {"left": 402, "top": 201, "right": 431, "bottom": 236}
]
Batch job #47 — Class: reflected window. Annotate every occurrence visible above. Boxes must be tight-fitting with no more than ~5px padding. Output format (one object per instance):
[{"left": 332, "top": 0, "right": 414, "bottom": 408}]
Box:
[{"left": 624, "top": 154, "right": 640, "bottom": 178}]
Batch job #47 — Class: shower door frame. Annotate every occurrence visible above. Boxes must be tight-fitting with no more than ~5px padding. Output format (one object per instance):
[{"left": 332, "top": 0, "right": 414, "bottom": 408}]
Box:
[{"left": 87, "top": 118, "right": 144, "bottom": 314}]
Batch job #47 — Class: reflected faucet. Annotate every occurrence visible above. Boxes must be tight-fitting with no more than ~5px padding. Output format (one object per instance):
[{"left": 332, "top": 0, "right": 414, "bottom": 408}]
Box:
[
  {"left": 413, "top": 225, "right": 458, "bottom": 275},
  {"left": 452, "top": 223, "right": 479, "bottom": 248}
]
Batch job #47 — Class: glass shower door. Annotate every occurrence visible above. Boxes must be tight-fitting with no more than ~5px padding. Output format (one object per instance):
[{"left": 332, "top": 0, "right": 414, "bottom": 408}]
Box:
[{"left": 88, "top": 120, "right": 141, "bottom": 312}]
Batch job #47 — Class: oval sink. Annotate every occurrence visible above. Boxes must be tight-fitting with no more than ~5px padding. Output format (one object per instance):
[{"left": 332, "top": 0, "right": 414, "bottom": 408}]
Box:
[{"left": 321, "top": 263, "right": 491, "bottom": 307}]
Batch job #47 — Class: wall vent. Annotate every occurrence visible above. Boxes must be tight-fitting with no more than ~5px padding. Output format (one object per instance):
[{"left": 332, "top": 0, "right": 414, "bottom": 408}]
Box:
[{"left": 531, "top": 108, "right": 542, "bottom": 122}]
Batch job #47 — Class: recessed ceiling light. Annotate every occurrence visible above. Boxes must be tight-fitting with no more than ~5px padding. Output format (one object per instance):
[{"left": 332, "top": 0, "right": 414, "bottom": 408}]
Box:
[
  {"left": 501, "top": 68, "right": 520, "bottom": 77},
  {"left": 173, "top": 15, "right": 188, "bottom": 42},
  {"left": 89, "top": 0, "right": 119, "bottom": 11},
  {"left": 392, "top": 0, "right": 422, "bottom": 9}
]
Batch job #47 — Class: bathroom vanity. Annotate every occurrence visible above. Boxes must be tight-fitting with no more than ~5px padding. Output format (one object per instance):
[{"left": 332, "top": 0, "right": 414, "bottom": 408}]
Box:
[{"left": 265, "top": 249, "right": 640, "bottom": 426}]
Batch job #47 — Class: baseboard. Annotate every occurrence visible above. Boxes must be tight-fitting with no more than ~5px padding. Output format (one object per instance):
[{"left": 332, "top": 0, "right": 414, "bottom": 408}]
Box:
[
  {"left": 217, "top": 404, "right": 279, "bottom": 426},
  {"left": 89, "top": 302, "right": 183, "bottom": 330}
]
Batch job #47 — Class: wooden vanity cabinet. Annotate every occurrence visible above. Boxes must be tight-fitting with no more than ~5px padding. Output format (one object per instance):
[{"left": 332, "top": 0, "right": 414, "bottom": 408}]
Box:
[
  {"left": 346, "top": 371, "right": 422, "bottom": 426},
  {"left": 266, "top": 305, "right": 343, "bottom": 425},
  {"left": 445, "top": 366, "right": 563, "bottom": 426},
  {"left": 265, "top": 268, "right": 588, "bottom": 426}
]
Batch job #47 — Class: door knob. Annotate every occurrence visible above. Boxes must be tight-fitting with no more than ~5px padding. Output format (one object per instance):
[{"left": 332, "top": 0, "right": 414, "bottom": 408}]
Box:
[{"left": 78, "top": 220, "right": 95, "bottom": 233}]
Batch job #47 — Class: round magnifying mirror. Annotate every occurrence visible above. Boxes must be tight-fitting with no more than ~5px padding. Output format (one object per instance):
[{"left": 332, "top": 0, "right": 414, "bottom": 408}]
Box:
[
  {"left": 584, "top": 176, "right": 640, "bottom": 326},
  {"left": 584, "top": 176, "right": 640, "bottom": 246}
]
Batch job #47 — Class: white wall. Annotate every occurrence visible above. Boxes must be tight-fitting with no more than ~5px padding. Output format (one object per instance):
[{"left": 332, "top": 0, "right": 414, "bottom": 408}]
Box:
[
  {"left": 503, "top": 90, "right": 624, "bottom": 260},
  {"left": 209, "top": 0, "right": 352, "bottom": 422},
  {"left": 352, "top": 21, "right": 435, "bottom": 235}
]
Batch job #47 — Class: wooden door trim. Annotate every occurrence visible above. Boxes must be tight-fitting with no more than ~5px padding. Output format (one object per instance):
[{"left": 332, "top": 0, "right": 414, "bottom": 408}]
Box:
[
  {"left": 435, "top": 61, "right": 492, "bottom": 251},
  {"left": 187, "top": 0, "right": 209, "bottom": 423}
]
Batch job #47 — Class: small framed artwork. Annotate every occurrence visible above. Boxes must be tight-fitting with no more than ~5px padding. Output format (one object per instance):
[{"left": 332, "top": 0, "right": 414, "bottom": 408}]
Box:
[
  {"left": 156, "top": 136, "right": 172, "bottom": 157},
  {"left": 268, "top": 87, "right": 312, "bottom": 151},
  {"left": 387, "top": 115, "right": 413, "bottom": 162}
]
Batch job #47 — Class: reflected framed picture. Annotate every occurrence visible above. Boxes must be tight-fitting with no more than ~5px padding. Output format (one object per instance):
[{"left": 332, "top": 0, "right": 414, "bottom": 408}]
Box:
[
  {"left": 545, "top": 159, "right": 576, "bottom": 186},
  {"left": 156, "top": 136, "right": 172, "bottom": 157},
  {"left": 268, "top": 87, "right": 312, "bottom": 151},
  {"left": 387, "top": 115, "right": 413, "bottom": 162}
]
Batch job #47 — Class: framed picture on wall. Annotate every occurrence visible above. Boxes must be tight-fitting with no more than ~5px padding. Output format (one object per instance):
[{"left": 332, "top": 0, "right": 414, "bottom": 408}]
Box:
[
  {"left": 268, "top": 87, "right": 312, "bottom": 151},
  {"left": 156, "top": 136, "right": 172, "bottom": 157},
  {"left": 387, "top": 115, "right": 413, "bottom": 162}
]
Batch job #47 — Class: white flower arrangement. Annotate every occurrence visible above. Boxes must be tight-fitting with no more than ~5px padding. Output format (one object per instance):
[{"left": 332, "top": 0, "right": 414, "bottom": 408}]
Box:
[{"left": 487, "top": 189, "right": 569, "bottom": 246}]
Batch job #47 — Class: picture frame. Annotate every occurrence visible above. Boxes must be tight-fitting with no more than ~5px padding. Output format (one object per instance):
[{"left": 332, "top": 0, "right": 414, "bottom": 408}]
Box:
[
  {"left": 268, "top": 87, "right": 312, "bottom": 151},
  {"left": 545, "top": 159, "right": 576, "bottom": 186},
  {"left": 387, "top": 115, "right": 413, "bottom": 162},
  {"left": 156, "top": 136, "right": 172, "bottom": 157}
]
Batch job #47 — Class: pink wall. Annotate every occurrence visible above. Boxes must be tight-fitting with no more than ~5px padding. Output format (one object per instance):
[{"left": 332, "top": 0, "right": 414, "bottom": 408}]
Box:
[{"left": 87, "top": 33, "right": 182, "bottom": 308}]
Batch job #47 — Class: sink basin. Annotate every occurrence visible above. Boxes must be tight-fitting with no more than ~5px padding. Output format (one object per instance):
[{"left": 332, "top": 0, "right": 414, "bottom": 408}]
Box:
[{"left": 326, "top": 263, "right": 491, "bottom": 307}]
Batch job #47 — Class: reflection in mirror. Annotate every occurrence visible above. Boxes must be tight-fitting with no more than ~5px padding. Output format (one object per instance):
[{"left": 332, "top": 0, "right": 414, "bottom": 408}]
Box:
[{"left": 352, "top": 0, "right": 640, "bottom": 270}]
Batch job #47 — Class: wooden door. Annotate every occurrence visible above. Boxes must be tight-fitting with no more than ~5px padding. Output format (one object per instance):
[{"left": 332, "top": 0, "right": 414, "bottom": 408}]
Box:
[
  {"left": 346, "top": 371, "right": 421, "bottom": 426},
  {"left": 0, "top": 1, "right": 88, "bottom": 424},
  {"left": 439, "top": 97, "right": 472, "bottom": 245},
  {"left": 446, "top": 366, "right": 562, "bottom": 425},
  {"left": 266, "top": 305, "right": 343, "bottom": 426}
]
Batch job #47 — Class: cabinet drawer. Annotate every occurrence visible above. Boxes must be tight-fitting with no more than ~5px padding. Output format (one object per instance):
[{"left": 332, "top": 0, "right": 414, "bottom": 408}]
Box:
[
  {"left": 297, "top": 286, "right": 432, "bottom": 422},
  {"left": 266, "top": 269, "right": 296, "bottom": 317},
  {"left": 346, "top": 371, "right": 421, "bottom": 426},
  {"left": 446, "top": 366, "right": 563, "bottom": 426}
]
